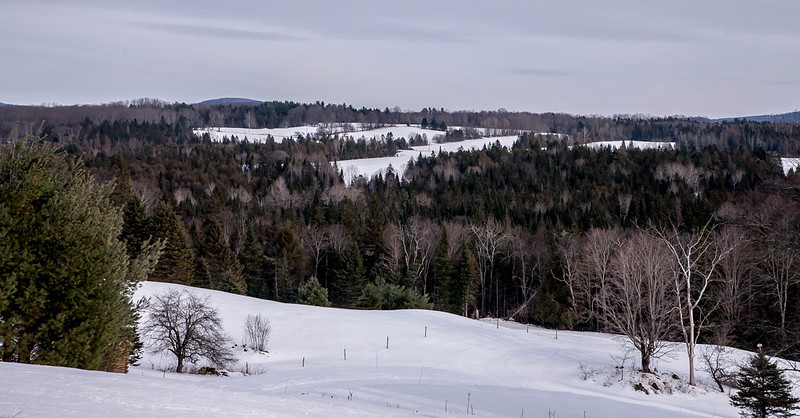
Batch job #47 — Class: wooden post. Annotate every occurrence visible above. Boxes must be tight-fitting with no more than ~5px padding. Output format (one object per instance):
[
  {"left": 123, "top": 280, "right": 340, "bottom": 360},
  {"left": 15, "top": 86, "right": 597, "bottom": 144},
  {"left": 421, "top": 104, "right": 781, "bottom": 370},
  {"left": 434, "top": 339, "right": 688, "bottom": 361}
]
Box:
[
  {"left": 344, "top": 348, "right": 347, "bottom": 360},
  {"left": 386, "top": 336, "right": 389, "bottom": 349},
  {"left": 302, "top": 357, "right": 305, "bottom": 367},
  {"left": 425, "top": 326, "right": 427, "bottom": 337}
]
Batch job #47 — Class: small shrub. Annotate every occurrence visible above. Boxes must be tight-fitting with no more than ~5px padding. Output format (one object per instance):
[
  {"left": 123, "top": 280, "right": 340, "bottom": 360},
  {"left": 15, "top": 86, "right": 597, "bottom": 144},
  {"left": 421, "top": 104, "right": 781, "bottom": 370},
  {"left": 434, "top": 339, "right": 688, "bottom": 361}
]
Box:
[{"left": 244, "top": 314, "right": 271, "bottom": 352}]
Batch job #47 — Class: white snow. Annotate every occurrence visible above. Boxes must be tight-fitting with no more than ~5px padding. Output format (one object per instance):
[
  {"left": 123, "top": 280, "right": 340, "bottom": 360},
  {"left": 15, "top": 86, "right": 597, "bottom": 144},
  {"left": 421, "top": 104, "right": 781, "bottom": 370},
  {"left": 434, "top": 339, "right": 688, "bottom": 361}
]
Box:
[
  {"left": 583, "top": 140, "right": 676, "bottom": 150},
  {"left": 2, "top": 281, "right": 788, "bottom": 417},
  {"left": 192, "top": 124, "right": 520, "bottom": 183},
  {"left": 193, "top": 124, "right": 451, "bottom": 144},
  {"left": 781, "top": 157, "right": 800, "bottom": 175},
  {"left": 336, "top": 135, "right": 519, "bottom": 184}
]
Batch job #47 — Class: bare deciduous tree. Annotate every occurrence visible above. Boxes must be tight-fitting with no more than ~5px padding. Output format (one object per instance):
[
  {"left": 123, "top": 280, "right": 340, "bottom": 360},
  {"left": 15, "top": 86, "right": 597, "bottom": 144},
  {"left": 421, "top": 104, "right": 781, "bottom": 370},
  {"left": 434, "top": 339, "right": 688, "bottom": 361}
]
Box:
[
  {"left": 507, "top": 227, "right": 549, "bottom": 320},
  {"left": 469, "top": 219, "right": 508, "bottom": 316},
  {"left": 301, "top": 225, "right": 329, "bottom": 278},
  {"left": 603, "top": 232, "right": 677, "bottom": 374},
  {"left": 715, "top": 226, "right": 754, "bottom": 339},
  {"left": 243, "top": 314, "right": 271, "bottom": 352},
  {"left": 385, "top": 218, "right": 439, "bottom": 292},
  {"left": 142, "top": 289, "right": 234, "bottom": 373},
  {"left": 654, "top": 221, "right": 735, "bottom": 386},
  {"left": 444, "top": 221, "right": 467, "bottom": 260},
  {"left": 581, "top": 228, "right": 622, "bottom": 331},
  {"left": 554, "top": 232, "right": 588, "bottom": 326}
]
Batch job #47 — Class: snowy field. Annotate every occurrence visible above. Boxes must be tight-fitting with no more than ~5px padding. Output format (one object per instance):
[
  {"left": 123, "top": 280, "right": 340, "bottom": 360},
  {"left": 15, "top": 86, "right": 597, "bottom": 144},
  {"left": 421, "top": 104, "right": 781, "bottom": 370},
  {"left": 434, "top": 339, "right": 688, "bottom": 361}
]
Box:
[
  {"left": 193, "top": 124, "right": 475, "bottom": 144},
  {"left": 583, "top": 140, "right": 676, "bottom": 150},
  {"left": 782, "top": 157, "right": 800, "bottom": 175},
  {"left": 3, "top": 282, "right": 791, "bottom": 417},
  {"left": 335, "top": 135, "right": 519, "bottom": 184}
]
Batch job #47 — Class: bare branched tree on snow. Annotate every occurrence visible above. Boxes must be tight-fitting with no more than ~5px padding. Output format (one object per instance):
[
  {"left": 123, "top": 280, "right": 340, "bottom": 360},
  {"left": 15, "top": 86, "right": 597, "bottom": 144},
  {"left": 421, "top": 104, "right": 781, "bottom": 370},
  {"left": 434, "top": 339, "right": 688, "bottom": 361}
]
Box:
[{"left": 142, "top": 289, "right": 234, "bottom": 373}]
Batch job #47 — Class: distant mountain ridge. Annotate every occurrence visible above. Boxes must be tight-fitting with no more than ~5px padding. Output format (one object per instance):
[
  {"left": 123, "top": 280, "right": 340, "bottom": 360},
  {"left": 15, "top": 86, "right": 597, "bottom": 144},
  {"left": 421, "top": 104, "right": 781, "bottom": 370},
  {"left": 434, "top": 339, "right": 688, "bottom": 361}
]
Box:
[
  {"left": 714, "top": 110, "right": 800, "bottom": 124},
  {"left": 196, "top": 97, "right": 262, "bottom": 106},
  {"left": 0, "top": 102, "right": 12, "bottom": 107}
]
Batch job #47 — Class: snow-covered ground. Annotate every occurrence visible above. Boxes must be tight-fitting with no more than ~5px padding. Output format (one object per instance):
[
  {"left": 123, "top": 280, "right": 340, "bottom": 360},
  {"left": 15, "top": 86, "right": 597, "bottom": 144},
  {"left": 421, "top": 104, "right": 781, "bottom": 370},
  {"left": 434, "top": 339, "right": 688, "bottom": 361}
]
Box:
[
  {"left": 194, "top": 124, "right": 466, "bottom": 144},
  {"left": 336, "top": 135, "right": 519, "bottom": 184},
  {"left": 3, "top": 282, "right": 787, "bottom": 417},
  {"left": 781, "top": 157, "right": 800, "bottom": 175},
  {"left": 583, "top": 140, "right": 676, "bottom": 150}
]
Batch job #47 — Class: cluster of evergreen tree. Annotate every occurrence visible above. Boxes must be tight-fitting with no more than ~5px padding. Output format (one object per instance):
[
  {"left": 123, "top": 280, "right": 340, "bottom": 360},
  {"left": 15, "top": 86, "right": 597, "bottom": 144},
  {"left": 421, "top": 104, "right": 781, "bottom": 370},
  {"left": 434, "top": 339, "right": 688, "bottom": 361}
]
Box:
[
  {"left": 45, "top": 117, "right": 799, "bottom": 362},
  {"left": 0, "top": 129, "right": 160, "bottom": 371},
  {"left": 3, "top": 100, "right": 800, "bottom": 154},
  {"left": 3, "top": 103, "right": 800, "bottom": 371}
]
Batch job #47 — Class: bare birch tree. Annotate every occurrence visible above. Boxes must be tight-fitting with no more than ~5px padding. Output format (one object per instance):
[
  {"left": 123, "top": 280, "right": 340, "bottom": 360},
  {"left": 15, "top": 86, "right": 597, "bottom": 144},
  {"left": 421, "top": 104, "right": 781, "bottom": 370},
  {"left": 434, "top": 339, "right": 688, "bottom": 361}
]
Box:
[
  {"left": 581, "top": 228, "right": 622, "bottom": 330},
  {"left": 301, "top": 225, "right": 329, "bottom": 278},
  {"left": 469, "top": 219, "right": 508, "bottom": 316},
  {"left": 554, "top": 232, "right": 588, "bottom": 326},
  {"left": 654, "top": 221, "right": 735, "bottom": 386},
  {"left": 715, "top": 226, "right": 754, "bottom": 340},
  {"left": 386, "top": 218, "right": 439, "bottom": 292}
]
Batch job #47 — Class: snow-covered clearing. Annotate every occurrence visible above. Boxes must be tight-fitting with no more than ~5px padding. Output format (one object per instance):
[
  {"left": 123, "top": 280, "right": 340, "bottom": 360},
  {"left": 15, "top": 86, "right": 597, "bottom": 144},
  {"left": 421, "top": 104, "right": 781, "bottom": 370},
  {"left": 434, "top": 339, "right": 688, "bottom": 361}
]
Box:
[
  {"left": 336, "top": 135, "right": 519, "bottom": 184},
  {"left": 3, "top": 282, "right": 789, "bottom": 417},
  {"left": 193, "top": 124, "right": 485, "bottom": 144},
  {"left": 583, "top": 140, "right": 676, "bottom": 150},
  {"left": 781, "top": 157, "right": 800, "bottom": 175}
]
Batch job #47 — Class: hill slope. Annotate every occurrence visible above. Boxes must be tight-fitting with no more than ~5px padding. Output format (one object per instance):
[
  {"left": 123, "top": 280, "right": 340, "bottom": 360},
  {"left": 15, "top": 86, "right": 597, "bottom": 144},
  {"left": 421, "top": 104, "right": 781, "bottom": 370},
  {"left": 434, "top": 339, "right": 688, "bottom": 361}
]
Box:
[
  {"left": 1, "top": 282, "right": 784, "bottom": 417},
  {"left": 196, "top": 97, "right": 262, "bottom": 106},
  {"left": 714, "top": 110, "right": 800, "bottom": 124}
]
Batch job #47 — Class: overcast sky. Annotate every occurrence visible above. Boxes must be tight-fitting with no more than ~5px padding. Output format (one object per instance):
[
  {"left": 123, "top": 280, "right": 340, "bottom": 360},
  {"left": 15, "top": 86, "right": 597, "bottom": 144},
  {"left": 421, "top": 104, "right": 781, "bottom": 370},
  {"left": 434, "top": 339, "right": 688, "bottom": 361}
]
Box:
[{"left": 2, "top": 1, "right": 799, "bottom": 118}]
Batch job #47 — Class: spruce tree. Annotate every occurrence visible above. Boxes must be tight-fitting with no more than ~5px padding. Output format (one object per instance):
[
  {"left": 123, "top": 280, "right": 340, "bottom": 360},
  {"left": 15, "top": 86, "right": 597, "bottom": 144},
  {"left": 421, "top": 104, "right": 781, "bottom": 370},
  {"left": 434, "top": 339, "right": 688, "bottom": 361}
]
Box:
[
  {"left": 431, "top": 227, "right": 453, "bottom": 307},
  {"left": 332, "top": 241, "right": 366, "bottom": 305},
  {"left": 195, "top": 215, "right": 247, "bottom": 295},
  {"left": 0, "top": 132, "right": 160, "bottom": 371},
  {"left": 730, "top": 352, "right": 799, "bottom": 418},
  {"left": 297, "top": 277, "right": 331, "bottom": 307},
  {"left": 121, "top": 193, "right": 149, "bottom": 259},
  {"left": 450, "top": 243, "right": 479, "bottom": 316},
  {"left": 240, "top": 227, "right": 266, "bottom": 298},
  {"left": 147, "top": 201, "right": 194, "bottom": 285}
]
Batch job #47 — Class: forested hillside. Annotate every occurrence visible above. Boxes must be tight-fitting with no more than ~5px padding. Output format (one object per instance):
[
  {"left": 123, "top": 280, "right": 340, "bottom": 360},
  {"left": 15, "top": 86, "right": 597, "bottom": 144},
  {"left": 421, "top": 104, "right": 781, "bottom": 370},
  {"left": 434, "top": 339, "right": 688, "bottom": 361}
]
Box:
[{"left": 3, "top": 101, "right": 800, "bottom": 362}]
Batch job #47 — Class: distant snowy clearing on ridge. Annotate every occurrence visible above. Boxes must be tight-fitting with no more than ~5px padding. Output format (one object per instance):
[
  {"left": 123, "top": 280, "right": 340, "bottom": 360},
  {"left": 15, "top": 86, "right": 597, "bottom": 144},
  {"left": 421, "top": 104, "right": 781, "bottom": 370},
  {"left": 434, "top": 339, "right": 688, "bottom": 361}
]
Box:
[
  {"left": 3, "top": 282, "right": 795, "bottom": 417},
  {"left": 583, "top": 140, "right": 676, "bottom": 150},
  {"left": 782, "top": 157, "right": 800, "bottom": 175},
  {"left": 194, "top": 125, "right": 798, "bottom": 182},
  {"left": 193, "top": 124, "right": 515, "bottom": 144}
]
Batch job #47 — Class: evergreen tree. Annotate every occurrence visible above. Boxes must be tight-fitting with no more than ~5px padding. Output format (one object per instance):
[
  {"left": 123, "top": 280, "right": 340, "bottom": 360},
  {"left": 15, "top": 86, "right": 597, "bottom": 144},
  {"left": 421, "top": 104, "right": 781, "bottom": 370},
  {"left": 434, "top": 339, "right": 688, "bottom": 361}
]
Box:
[
  {"left": 449, "top": 243, "right": 479, "bottom": 316},
  {"left": 0, "top": 132, "right": 160, "bottom": 371},
  {"left": 109, "top": 154, "right": 133, "bottom": 208},
  {"left": 356, "top": 277, "right": 433, "bottom": 310},
  {"left": 332, "top": 240, "right": 366, "bottom": 305},
  {"left": 431, "top": 226, "right": 453, "bottom": 307},
  {"left": 264, "top": 224, "right": 306, "bottom": 302},
  {"left": 730, "top": 352, "right": 799, "bottom": 418},
  {"left": 240, "top": 227, "right": 266, "bottom": 298},
  {"left": 195, "top": 215, "right": 247, "bottom": 295},
  {"left": 147, "top": 201, "right": 194, "bottom": 285},
  {"left": 297, "top": 277, "right": 331, "bottom": 307},
  {"left": 121, "top": 193, "right": 149, "bottom": 259}
]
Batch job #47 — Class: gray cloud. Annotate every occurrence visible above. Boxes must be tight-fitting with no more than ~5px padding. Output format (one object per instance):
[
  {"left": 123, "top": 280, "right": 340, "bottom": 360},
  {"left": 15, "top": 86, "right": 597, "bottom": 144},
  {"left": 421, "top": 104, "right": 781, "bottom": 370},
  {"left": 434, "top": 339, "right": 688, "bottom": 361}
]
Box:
[
  {"left": 511, "top": 68, "right": 573, "bottom": 78},
  {"left": 131, "top": 21, "right": 306, "bottom": 41},
  {"left": 2, "top": 0, "right": 799, "bottom": 117}
]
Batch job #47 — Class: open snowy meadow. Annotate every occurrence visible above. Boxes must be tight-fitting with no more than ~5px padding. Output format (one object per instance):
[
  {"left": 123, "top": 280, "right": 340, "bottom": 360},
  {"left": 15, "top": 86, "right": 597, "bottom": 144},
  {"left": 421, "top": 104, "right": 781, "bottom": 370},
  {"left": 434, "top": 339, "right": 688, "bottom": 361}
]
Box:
[{"left": 4, "top": 282, "right": 791, "bottom": 417}]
